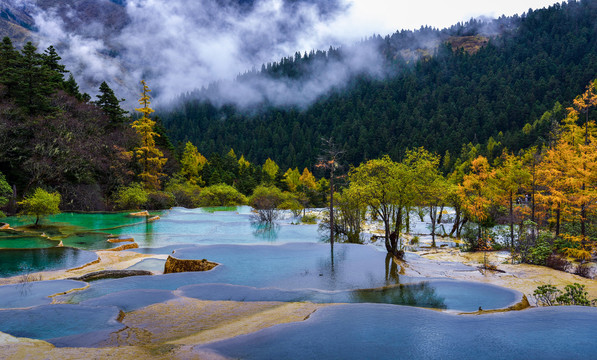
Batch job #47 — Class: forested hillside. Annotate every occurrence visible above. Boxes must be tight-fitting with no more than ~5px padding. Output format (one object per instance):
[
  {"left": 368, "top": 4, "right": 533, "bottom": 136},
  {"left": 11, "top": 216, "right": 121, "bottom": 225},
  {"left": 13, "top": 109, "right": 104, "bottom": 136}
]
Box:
[
  {"left": 0, "top": 38, "right": 144, "bottom": 211},
  {"left": 161, "top": 0, "right": 597, "bottom": 169}
]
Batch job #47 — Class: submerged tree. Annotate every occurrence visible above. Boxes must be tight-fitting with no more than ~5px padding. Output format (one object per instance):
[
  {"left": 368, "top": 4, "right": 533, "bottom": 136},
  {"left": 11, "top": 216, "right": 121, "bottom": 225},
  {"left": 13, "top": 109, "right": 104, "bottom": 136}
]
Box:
[
  {"left": 316, "top": 137, "right": 344, "bottom": 249},
  {"left": 349, "top": 155, "right": 401, "bottom": 257},
  {"left": 132, "top": 80, "right": 167, "bottom": 190},
  {"left": 249, "top": 185, "right": 285, "bottom": 223}
]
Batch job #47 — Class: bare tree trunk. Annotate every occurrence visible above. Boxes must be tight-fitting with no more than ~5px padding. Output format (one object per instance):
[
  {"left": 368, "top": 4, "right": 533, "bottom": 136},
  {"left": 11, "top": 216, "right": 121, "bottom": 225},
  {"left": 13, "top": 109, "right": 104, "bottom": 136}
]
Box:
[
  {"left": 509, "top": 190, "right": 514, "bottom": 250},
  {"left": 555, "top": 203, "right": 561, "bottom": 238},
  {"left": 329, "top": 165, "right": 334, "bottom": 250},
  {"left": 429, "top": 205, "right": 437, "bottom": 248}
]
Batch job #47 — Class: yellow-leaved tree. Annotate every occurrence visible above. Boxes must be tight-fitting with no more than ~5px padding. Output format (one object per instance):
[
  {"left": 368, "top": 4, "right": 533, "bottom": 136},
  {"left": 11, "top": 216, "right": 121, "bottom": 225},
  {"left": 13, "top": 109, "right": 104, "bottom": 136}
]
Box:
[
  {"left": 132, "top": 80, "right": 167, "bottom": 190},
  {"left": 537, "top": 82, "right": 597, "bottom": 261},
  {"left": 457, "top": 156, "right": 496, "bottom": 244},
  {"left": 180, "top": 141, "right": 207, "bottom": 185}
]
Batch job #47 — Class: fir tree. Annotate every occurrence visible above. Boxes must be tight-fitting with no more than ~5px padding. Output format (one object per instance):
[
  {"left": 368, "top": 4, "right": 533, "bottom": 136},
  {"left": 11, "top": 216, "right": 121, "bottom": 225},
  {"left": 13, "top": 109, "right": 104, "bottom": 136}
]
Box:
[{"left": 96, "top": 81, "right": 128, "bottom": 125}]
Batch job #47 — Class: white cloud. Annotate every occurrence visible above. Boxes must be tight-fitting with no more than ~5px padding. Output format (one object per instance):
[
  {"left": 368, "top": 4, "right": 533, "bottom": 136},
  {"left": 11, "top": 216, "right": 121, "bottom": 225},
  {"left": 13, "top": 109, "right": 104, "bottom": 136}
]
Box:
[{"left": 26, "top": 0, "right": 561, "bottom": 107}]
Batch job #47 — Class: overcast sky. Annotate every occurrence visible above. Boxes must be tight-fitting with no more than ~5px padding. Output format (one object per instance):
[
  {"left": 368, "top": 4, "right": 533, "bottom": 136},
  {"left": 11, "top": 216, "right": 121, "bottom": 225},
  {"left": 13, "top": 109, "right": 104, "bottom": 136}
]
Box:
[
  {"left": 316, "top": 0, "right": 562, "bottom": 44},
  {"left": 33, "top": 0, "right": 564, "bottom": 105}
]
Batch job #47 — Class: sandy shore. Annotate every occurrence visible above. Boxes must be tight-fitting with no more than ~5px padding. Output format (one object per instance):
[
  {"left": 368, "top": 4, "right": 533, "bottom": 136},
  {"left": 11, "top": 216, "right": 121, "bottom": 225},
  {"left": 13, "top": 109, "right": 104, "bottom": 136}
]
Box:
[{"left": 407, "top": 248, "right": 597, "bottom": 304}]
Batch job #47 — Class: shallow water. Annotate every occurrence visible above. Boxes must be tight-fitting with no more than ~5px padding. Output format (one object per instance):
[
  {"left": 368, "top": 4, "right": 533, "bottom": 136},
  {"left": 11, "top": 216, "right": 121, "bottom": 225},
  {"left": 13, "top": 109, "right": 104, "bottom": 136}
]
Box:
[
  {"left": 0, "top": 235, "right": 58, "bottom": 249},
  {"left": 0, "top": 207, "right": 562, "bottom": 350},
  {"left": 57, "top": 243, "right": 520, "bottom": 312},
  {"left": 0, "top": 280, "right": 87, "bottom": 308},
  {"left": 0, "top": 304, "right": 124, "bottom": 346},
  {"left": 0, "top": 247, "right": 98, "bottom": 278},
  {"left": 202, "top": 304, "right": 597, "bottom": 360}
]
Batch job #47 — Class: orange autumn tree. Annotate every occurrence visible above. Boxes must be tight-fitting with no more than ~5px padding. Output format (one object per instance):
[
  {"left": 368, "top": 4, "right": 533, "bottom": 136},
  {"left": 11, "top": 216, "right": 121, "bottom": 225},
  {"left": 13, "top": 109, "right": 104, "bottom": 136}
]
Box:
[
  {"left": 537, "top": 81, "right": 597, "bottom": 261},
  {"left": 458, "top": 156, "right": 496, "bottom": 247},
  {"left": 132, "top": 80, "right": 167, "bottom": 190}
]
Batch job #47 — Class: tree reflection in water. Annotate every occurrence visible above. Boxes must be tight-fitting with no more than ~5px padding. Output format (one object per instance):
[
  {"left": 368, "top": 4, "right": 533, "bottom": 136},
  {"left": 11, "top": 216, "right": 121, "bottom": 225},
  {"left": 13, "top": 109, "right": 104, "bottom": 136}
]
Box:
[
  {"left": 351, "top": 253, "right": 447, "bottom": 308},
  {"left": 351, "top": 282, "right": 447, "bottom": 309},
  {"left": 251, "top": 222, "right": 280, "bottom": 242}
]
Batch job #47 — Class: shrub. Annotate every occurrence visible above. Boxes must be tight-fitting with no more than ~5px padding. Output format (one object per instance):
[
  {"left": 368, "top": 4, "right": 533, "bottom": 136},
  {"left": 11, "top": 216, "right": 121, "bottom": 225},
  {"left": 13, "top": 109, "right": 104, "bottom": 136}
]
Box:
[
  {"left": 534, "top": 283, "right": 595, "bottom": 307},
  {"left": 556, "top": 283, "right": 592, "bottom": 306},
  {"left": 198, "top": 184, "right": 247, "bottom": 207},
  {"left": 533, "top": 284, "right": 560, "bottom": 306},
  {"left": 249, "top": 185, "right": 286, "bottom": 223},
  {"left": 279, "top": 198, "right": 303, "bottom": 217},
  {"left": 146, "top": 191, "right": 176, "bottom": 210},
  {"left": 528, "top": 236, "right": 552, "bottom": 265},
  {"left": 114, "top": 183, "right": 148, "bottom": 210},
  {"left": 301, "top": 214, "right": 318, "bottom": 224},
  {"left": 410, "top": 236, "right": 420, "bottom": 245},
  {"left": 165, "top": 178, "right": 202, "bottom": 208}
]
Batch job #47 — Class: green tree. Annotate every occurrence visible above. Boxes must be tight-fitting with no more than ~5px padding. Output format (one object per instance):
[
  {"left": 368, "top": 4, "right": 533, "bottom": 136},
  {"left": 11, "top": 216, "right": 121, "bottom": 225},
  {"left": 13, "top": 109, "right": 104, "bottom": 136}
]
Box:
[
  {"left": 249, "top": 185, "right": 286, "bottom": 223},
  {"left": 262, "top": 158, "right": 280, "bottom": 184},
  {"left": 41, "top": 45, "right": 67, "bottom": 88},
  {"left": 114, "top": 183, "right": 148, "bottom": 210},
  {"left": 349, "top": 155, "right": 402, "bottom": 257},
  {"left": 283, "top": 167, "right": 301, "bottom": 192},
  {"left": 197, "top": 184, "right": 248, "bottom": 207},
  {"left": 14, "top": 42, "right": 53, "bottom": 114},
  {"left": 0, "top": 171, "right": 11, "bottom": 217},
  {"left": 179, "top": 141, "right": 207, "bottom": 185},
  {"left": 18, "top": 188, "right": 61, "bottom": 226},
  {"left": 96, "top": 81, "right": 128, "bottom": 125},
  {"left": 132, "top": 80, "right": 167, "bottom": 190},
  {"left": 0, "top": 37, "right": 19, "bottom": 96},
  {"left": 494, "top": 151, "right": 531, "bottom": 252},
  {"left": 333, "top": 186, "right": 367, "bottom": 243},
  {"left": 406, "top": 148, "right": 447, "bottom": 247}
]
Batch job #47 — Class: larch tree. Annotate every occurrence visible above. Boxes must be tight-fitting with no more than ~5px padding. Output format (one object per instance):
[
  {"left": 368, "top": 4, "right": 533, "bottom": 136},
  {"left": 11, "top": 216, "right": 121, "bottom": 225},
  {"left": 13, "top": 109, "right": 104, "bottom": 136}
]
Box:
[
  {"left": 495, "top": 151, "right": 531, "bottom": 251},
  {"left": 179, "top": 141, "right": 207, "bottom": 185},
  {"left": 457, "top": 156, "right": 496, "bottom": 243},
  {"left": 131, "top": 80, "right": 167, "bottom": 190},
  {"left": 262, "top": 158, "right": 280, "bottom": 184},
  {"left": 539, "top": 90, "right": 597, "bottom": 261},
  {"left": 283, "top": 168, "right": 301, "bottom": 193}
]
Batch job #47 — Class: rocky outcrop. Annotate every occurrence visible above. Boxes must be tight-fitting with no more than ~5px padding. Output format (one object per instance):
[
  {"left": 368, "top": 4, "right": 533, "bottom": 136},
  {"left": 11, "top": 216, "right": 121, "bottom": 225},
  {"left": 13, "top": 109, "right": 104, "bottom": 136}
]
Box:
[
  {"left": 164, "top": 256, "right": 218, "bottom": 274},
  {"left": 68, "top": 270, "right": 153, "bottom": 282},
  {"left": 129, "top": 210, "right": 150, "bottom": 217},
  {"left": 107, "top": 237, "right": 135, "bottom": 243},
  {"left": 105, "top": 243, "right": 139, "bottom": 251}
]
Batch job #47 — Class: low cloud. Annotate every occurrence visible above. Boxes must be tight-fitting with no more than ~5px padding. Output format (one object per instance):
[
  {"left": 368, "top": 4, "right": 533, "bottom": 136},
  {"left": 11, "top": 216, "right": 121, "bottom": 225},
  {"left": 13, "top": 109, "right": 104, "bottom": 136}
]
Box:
[{"left": 23, "top": 0, "right": 558, "bottom": 108}]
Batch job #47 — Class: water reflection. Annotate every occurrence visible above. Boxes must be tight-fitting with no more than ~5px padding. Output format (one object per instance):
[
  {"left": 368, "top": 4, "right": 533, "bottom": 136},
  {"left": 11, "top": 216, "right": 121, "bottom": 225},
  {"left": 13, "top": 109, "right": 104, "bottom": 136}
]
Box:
[
  {"left": 351, "top": 283, "right": 447, "bottom": 309},
  {"left": 385, "top": 253, "right": 399, "bottom": 285},
  {"left": 251, "top": 222, "right": 280, "bottom": 242},
  {"left": 144, "top": 219, "right": 155, "bottom": 247},
  {"left": 0, "top": 248, "right": 98, "bottom": 278}
]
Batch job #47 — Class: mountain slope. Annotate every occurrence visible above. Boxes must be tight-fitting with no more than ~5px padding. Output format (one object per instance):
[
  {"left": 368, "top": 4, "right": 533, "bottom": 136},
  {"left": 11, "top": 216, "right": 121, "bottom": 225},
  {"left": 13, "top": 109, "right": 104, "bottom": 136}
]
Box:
[{"left": 160, "top": 1, "right": 597, "bottom": 169}]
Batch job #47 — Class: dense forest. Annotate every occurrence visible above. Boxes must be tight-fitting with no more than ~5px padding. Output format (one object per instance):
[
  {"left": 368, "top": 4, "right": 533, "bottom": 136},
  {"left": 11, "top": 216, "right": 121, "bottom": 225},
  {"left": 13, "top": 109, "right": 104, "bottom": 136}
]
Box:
[{"left": 161, "top": 0, "right": 597, "bottom": 170}]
